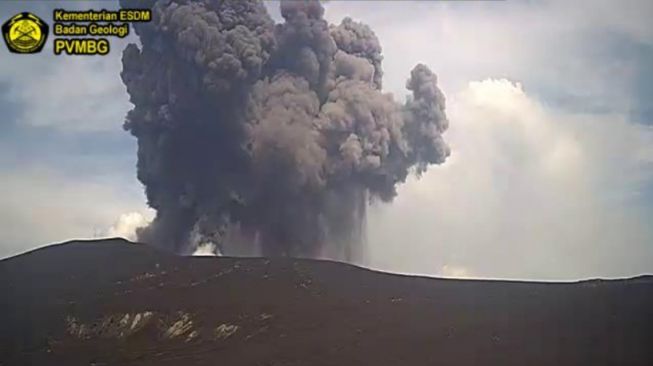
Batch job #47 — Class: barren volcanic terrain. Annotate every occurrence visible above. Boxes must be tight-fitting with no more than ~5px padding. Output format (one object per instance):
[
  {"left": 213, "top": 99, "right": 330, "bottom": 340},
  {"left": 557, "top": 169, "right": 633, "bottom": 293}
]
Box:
[{"left": 1, "top": 239, "right": 652, "bottom": 365}]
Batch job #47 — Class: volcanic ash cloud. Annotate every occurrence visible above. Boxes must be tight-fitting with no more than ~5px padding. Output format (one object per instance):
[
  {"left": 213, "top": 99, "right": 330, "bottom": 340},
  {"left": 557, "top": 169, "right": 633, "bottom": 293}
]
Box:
[{"left": 120, "top": 0, "right": 450, "bottom": 261}]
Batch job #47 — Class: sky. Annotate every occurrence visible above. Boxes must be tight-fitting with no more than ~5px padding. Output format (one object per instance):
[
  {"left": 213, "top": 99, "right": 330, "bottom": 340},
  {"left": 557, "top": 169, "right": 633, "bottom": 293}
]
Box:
[{"left": 0, "top": 0, "right": 652, "bottom": 281}]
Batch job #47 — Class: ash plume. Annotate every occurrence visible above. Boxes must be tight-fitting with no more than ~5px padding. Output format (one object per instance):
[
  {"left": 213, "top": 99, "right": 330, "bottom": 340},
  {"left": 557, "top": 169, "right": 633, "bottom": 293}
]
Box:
[{"left": 120, "top": 0, "right": 450, "bottom": 261}]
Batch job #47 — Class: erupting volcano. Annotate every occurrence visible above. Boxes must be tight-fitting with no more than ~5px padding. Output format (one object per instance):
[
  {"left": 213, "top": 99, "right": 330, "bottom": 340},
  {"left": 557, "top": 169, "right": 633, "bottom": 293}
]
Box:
[{"left": 121, "top": 0, "right": 450, "bottom": 260}]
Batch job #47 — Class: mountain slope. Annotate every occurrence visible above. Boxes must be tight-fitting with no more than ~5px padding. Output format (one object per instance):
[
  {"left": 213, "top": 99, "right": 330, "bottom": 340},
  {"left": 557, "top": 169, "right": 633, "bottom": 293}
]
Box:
[{"left": 1, "top": 239, "right": 652, "bottom": 365}]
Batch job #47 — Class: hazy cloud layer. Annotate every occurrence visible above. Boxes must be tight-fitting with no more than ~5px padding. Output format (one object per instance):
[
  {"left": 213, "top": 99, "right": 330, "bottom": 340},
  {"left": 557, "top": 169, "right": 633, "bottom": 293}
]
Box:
[
  {"left": 321, "top": 0, "right": 653, "bottom": 120},
  {"left": 0, "top": 1, "right": 134, "bottom": 132},
  {"left": 0, "top": 166, "right": 151, "bottom": 258},
  {"left": 0, "top": 1, "right": 151, "bottom": 258}
]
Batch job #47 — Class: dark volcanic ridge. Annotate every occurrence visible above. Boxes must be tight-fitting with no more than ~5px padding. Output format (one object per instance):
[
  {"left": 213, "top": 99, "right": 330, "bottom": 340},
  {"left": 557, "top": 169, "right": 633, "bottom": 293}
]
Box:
[{"left": 1, "top": 239, "right": 652, "bottom": 366}]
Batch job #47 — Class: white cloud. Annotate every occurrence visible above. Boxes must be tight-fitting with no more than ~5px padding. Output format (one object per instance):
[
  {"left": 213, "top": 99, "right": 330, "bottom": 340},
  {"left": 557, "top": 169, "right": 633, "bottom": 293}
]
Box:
[
  {"left": 441, "top": 264, "right": 473, "bottom": 279},
  {"left": 106, "top": 211, "right": 154, "bottom": 242},
  {"left": 317, "top": 0, "right": 653, "bottom": 279},
  {"left": 367, "top": 79, "right": 653, "bottom": 280}
]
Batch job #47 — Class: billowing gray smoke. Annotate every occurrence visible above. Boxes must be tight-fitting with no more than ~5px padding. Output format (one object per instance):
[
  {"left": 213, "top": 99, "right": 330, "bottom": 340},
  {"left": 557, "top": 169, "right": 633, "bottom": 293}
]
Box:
[{"left": 120, "top": 0, "right": 450, "bottom": 261}]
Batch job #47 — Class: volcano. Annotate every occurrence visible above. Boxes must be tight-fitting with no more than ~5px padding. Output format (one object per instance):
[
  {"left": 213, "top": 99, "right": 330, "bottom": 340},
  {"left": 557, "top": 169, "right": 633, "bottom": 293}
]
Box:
[{"left": 1, "top": 239, "right": 652, "bottom": 365}]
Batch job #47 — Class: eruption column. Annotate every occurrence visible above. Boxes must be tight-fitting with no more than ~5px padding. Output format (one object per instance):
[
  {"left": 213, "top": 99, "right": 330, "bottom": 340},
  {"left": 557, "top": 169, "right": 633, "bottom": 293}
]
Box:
[{"left": 120, "top": 0, "right": 450, "bottom": 261}]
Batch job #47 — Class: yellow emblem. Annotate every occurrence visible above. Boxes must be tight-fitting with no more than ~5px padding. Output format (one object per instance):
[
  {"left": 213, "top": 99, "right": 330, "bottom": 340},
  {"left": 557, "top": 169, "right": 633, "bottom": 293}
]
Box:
[{"left": 2, "top": 12, "right": 49, "bottom": 54}]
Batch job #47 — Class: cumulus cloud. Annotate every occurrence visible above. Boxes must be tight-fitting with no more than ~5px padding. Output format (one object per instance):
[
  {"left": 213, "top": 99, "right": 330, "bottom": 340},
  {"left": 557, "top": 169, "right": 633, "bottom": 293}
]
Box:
[
  {"left": 106, "top": 211, "right": 154, "bottom": 242},
  {"left": 367, "top": 79, "right": 653, "bottom": 280},
  {"left": 441, "top": 264, "right": 473, "bottom": 279}
]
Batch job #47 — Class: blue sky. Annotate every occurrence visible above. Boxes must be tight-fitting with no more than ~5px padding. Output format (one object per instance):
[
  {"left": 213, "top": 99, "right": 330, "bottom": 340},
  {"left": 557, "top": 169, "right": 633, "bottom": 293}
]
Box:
[{"left": 1, "top": 0, "right": 652, "bottom": 280}]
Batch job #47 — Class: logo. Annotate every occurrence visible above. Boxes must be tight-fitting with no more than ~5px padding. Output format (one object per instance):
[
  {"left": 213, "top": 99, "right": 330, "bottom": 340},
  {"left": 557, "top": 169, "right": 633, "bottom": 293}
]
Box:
[{"left": 2, "top": 12, "right": 49, "bottom": 54}]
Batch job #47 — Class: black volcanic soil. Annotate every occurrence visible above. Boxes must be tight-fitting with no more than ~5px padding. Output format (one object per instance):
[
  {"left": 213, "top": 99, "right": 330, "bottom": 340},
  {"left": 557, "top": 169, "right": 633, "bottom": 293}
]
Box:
[{"left": 1, "top": 239, "right": 652, "bottom": 365}]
